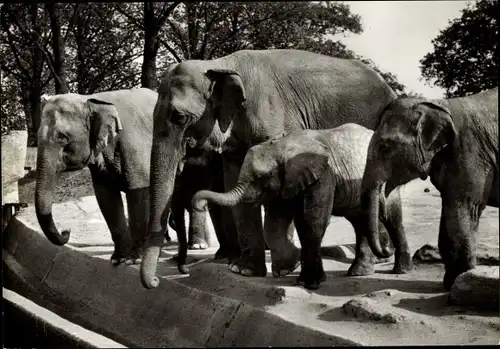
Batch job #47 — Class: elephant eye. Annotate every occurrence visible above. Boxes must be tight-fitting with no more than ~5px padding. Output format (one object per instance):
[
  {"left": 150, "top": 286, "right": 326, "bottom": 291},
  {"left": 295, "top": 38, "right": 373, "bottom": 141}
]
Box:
[
  {"left": 57, "top": 132, "right": 69, "bottom": 144},
  {"left": 171, "top": 110, "right": 189, "bottom": 126},
  {"left": 379, "top": 141, "right": 393, "bottom": 154}
]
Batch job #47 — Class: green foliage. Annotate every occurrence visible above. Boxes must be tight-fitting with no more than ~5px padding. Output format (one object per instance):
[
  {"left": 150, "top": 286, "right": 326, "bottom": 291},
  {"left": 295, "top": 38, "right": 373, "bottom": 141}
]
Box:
[{"left": 420, "top": 0, "right": 498, "bottom": 98}]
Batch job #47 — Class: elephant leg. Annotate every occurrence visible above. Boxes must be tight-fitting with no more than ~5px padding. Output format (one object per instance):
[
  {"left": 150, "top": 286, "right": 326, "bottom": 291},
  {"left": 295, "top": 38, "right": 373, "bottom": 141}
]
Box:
[
  {"left": 439, "top": 199, "right": 482, "bottom": 290},
  {"left": 170, "top": 184, "right": 188, "bottom": 271},
  {"left": 264, "top": 199, "right": 300, "bottom": 278},
  {"left": 188, "top": 207, "right": 209, "bottom": 250},
  {"left": 91, "top": 178, "right": 131, "bottom": 265},
  {"left": 224, "top": 154, "right": 266, "bottom": 276},
  {"left": 294, "top": 187, "right": 332, "bottom": 290},
  {"left": 384, "top": 192, "right": 412, "bottom": 274},
  {"left": 125, "top": 188, "right": 150, "bottom": 265},
  {"left": 346, "top": 214, "right": 379, "bottom": 276}
]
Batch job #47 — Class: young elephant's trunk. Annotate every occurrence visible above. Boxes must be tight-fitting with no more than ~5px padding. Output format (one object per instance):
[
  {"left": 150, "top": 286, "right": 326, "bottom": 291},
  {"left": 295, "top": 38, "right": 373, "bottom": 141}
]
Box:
[
  {"left": 192, "top": 183, "right": 247, "bottom": 211},
  {"left": 362, "top": 183, "right": 392, "bottom": 258}
]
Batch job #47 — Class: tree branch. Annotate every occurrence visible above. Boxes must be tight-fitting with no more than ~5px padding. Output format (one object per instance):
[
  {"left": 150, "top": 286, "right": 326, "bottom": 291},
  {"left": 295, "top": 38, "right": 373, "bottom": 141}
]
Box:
[
  {"left": 157, "top": 1, "right": 182, "bottom": 26},
  {"left": 159, "top": 37, "right": 183, "bottom": 62},
  {"left": 115, "top": 4, "right": 145, "bottom": 30},
  {"left": 63, "top": 3, "right": 81, "bottom": 44}
]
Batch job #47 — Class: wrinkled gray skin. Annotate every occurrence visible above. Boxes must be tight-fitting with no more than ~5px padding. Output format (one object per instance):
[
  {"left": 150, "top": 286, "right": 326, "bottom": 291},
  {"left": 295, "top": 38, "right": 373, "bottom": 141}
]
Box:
[
  {"left": 360, "top": 87, "right": 498, "bottom": 290},
  {"left": 35, "top": 88, "right": 164, "bottom": 265},
  {"left": 193, "top": 124, "right": 411, "bottom": 289},
  {"left": 141, "top": 49, "right": 397, "bottom": 289}
]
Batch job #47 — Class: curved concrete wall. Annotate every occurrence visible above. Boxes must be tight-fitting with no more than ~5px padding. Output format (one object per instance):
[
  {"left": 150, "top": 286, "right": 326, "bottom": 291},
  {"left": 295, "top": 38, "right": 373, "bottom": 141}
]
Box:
[{"left": 3, "top": 212, "right": 359, "bottom": 347}]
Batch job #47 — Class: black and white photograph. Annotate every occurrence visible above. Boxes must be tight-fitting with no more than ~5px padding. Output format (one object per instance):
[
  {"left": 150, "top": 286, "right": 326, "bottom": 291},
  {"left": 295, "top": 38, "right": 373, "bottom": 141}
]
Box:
[{"left": 1, "top": 1, "right": 498, "bottom": 347}]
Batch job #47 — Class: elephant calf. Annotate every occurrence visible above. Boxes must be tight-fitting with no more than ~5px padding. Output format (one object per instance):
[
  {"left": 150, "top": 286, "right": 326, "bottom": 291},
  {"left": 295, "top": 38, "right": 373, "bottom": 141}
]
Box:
[{"left": 193, "top": 123, "right": 412, "bottom": 289}]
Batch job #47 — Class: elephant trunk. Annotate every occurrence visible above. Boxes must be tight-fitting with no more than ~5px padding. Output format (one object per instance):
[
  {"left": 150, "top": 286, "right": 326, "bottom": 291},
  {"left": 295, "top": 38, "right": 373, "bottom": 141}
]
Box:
[
  {"left": 361, "top": 179, "right": 392, "bottom": 259},
  {"left": 35, "top": 147, "right": 70, "bottom": 245},
  {"left": 141, "top": 135, "right": 184, "bottom": 289},
  {"left": 192, "top": 183, "right": 247, "bottom": 211}
]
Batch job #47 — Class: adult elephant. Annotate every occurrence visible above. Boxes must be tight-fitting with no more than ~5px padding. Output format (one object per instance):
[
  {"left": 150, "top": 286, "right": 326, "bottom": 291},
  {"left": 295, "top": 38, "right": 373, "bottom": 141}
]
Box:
[
  {"left": 141, "top": 49, "right": 397, "bottom": 289},
  {"left": 360, "top": 87, "right": 498, "bottom": 290},
  {"left": 35, "top": 88, "right": 163, "bottom": 265}
]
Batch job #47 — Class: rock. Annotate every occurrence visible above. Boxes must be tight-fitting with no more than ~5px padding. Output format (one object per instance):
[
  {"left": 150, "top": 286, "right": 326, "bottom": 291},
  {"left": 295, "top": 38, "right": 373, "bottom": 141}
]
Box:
[
  {"left": 265, "top": 287, "right": 286, "bottom": 302},
  {"left": 413, "top": 244, "right": 499, "bottom": 266},
  {"left": 412, "top": 244, "right": 441, "bottom": 264},
  {"left": 449, "top": 266, "right": 499, "bottom": 311},
  {"left": 342, "top": 298, "right": 406, "bottom": 324}
]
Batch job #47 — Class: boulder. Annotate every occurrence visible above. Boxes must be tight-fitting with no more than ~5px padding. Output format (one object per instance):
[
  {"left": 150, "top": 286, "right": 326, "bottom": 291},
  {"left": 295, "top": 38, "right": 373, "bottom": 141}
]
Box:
[
  {"left": 449, "top": 266, "right": 499, "bottom": 311},
  {"left": 342, "top": 298, "right": 407, "bottom": 324},
  {"left": 413, "top": 244, "right": 499, "bottom": 266}
]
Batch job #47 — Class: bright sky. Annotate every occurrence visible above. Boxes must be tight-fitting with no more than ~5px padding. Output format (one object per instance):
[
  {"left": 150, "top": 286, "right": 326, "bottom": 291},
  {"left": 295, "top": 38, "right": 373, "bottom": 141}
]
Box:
[{"left": 332, "top": 1, "right": 472, "bottom": 98}]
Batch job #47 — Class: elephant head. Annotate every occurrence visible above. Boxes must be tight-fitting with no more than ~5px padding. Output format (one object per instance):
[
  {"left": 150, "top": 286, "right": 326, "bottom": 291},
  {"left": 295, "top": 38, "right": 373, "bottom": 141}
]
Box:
[
  {"left": 141, "top": 61, "right": 247, "bottom": 288},
  {"left": 191, "top": 132, "right": 330, "bottom": 213},
  {"left": 361, "top": 98, "right": 457, "bottom": 258},
  {"left": 35, "top": 93, "right": 122, "bottom": 246}
]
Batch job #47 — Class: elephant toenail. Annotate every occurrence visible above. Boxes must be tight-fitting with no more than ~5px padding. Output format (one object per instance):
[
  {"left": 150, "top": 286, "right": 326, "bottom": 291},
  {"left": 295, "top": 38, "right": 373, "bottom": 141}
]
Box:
[{"left": 229, "top": 264, "right": 240, "bottom": 273}]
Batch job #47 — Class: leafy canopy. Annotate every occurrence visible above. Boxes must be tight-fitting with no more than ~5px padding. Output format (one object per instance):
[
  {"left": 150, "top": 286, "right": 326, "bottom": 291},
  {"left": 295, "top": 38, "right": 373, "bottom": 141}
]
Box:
[{"left": 420, "top": 0, "right": 498, "bottom": 98}]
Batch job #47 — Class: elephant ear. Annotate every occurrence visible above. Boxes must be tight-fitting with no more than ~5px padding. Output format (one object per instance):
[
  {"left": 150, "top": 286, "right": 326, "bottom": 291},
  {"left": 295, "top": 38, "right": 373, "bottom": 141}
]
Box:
[
  {"left": 205, "top": 69, "right": 246, "bottom": 133},
  {"left": 87, "top": 98, "right": 123, "bottom": 157},
  {"left": 415, "top": 101, "right": 457, "bottom": 155},
  {"left": 281, "top": 153, "right": 329, "bottom": 200}
]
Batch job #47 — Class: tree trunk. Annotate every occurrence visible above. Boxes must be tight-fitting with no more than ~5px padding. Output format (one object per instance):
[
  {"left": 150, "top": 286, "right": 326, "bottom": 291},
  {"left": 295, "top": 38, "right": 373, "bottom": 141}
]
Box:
[
  {"left": 46, "top": 3, "right": 69, "bottom": 94},
  {"left": 141, "top": 2, "right": 160, "bottom": 90},
  {"left": 29, "top": 4, "right": 44, "bottom": 143}
]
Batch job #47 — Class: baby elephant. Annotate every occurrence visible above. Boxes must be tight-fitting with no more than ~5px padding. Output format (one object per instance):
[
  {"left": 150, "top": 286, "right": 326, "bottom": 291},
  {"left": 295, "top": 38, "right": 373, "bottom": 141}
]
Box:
[{"left": 193, "top": 123, "right": 412, "bottom": 289}]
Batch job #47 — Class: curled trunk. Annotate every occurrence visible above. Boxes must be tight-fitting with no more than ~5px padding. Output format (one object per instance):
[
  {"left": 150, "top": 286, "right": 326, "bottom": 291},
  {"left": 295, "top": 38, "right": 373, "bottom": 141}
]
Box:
[
  {"left": 191, "top": 183, "right": 247, "bottom": 211},
  {"left": 35, "top": 147, "right": 70, "bottom": 245}
]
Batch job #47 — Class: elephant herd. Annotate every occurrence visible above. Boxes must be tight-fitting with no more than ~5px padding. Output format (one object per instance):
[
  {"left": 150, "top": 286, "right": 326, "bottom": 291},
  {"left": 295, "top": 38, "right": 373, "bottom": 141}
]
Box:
[{"left": 34, "top": 49, "right": 498, "bottom": 293}]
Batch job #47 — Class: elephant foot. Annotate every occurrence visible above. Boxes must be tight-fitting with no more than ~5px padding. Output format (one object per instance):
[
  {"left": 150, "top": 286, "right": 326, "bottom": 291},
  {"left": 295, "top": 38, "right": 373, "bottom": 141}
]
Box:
[
  {"left": 229, "top": 250, "right": 267, "bottom": 277},
  {"left": 393, "top": 252, "right": 413, "bottom": 274},
  {"left": 271, "top": 247, "right": 301, "bottom": 278},
  {"left": 346, "top": 260, "right": 375, "bottom": 276},
  {"left": 110, "top": 246, "right": 129, "bottom": 265},
  {"left": 296, "top": 265, "right": 326, "bottom": 290},
  {"left": 124, "top": 247, "right": 142, "bottom": 265},
  {"left": 443, "top": 264, "right": 472, "bottom": 291},
  {"left": 111, "top": 254, "right": 126, "bottom": 265},
  {"left": 188, "top": 238, "right": 209, "bottom": 250}
]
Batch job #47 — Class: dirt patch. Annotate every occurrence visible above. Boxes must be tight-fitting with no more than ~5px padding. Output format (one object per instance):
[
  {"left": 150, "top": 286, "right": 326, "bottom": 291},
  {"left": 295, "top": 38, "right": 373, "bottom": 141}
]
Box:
[{"left": 19, "top": 168, "right": 94, "bottom": 204}]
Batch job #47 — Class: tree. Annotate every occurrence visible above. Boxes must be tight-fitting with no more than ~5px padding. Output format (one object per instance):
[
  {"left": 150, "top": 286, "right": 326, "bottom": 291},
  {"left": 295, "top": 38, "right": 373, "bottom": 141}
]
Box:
[
  {"left": 420, "top": 0, "right": 498, "bottom": 98},
  {"left": 45, "top": 3, "right": 80, "bottom": 94},
  {"left": 1, "top": 4, "right": 52, "bottom": 143},
  {"left": 116, "top": 2, "right": 181, "bottom": 90},
  {"left": 67, "top": 4, "right": 142, "bottom": 94},
  {"left": 1, "top": 3, "right": 143, "bottom": 143}
]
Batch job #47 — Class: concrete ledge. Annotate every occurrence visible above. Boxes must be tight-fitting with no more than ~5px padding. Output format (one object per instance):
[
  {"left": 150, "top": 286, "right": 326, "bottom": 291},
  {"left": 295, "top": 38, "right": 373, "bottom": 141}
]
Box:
[
  {"left": 3, "top": 209, "right": 359, "bottom": 347},
  {"left": 3, "top": 288, "right": 126, "bottom": 348}
]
